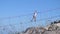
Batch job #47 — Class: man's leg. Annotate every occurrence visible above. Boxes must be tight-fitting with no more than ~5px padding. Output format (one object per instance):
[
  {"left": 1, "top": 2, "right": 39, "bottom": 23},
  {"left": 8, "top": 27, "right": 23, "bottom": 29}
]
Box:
[{"left": 34, "top": 16, "right": 36, "bottom": 22}]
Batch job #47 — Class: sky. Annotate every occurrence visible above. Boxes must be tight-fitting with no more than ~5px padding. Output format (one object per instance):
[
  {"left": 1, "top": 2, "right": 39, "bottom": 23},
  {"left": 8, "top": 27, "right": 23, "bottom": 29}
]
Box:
[{"left": 0, "top": 0, "right": 60, "bottom": 33}]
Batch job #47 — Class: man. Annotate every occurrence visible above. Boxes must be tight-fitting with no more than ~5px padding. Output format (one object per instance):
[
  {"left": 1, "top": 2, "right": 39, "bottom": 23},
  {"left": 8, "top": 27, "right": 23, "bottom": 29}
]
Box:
[{"left": 31, "top": 10, "right": 38, "bottom": 22}]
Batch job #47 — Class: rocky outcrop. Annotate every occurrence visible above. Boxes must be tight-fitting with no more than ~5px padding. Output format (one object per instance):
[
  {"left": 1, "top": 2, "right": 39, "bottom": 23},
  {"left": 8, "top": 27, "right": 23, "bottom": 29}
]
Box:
[
  {"left": 20, "top": 27, "right": 46, "bottom": 34},
  {"left": 20, "top": 20, "right": 60, "bottom": 34},
  {"left": 20, "top": 26, "right": 60, "bottom": 34}
]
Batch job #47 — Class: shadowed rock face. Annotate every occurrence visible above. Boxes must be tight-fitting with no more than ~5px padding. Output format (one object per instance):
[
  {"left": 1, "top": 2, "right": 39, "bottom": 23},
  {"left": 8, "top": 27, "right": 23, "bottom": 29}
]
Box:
[{"left": 43, "top": 31, "right": 56, "bottom": 34}]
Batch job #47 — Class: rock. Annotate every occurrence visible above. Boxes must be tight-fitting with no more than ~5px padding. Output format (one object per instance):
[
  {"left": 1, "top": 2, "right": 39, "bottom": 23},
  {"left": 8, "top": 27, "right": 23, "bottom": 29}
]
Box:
[{"left": 20, "top": 21, "right": 60, "bottom": 34}]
